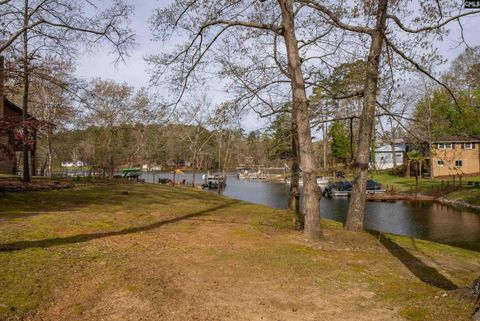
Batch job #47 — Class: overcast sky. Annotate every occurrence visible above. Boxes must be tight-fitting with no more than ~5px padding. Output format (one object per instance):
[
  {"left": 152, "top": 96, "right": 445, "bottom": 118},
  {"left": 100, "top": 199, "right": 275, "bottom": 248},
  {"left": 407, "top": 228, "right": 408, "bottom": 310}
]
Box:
[{"left": 75, "top": 1, "right": 480, "bottom": 132}]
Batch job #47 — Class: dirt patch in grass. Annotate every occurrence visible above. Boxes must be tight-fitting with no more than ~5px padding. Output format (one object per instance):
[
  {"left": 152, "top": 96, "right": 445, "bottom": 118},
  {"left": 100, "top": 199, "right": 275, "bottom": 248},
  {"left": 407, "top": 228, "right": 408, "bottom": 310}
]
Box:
[
  {"left": 0, "top": 184, "right": 478, "bottom": 321},
  {"left": 0, "top": 180, "right": 73, "bottom": 193}
]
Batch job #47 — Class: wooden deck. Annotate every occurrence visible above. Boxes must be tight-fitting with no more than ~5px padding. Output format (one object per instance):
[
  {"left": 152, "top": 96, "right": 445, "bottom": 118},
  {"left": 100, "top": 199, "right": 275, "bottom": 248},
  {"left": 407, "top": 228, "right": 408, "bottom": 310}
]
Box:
[{"left": 366, "top": 193, "right": 435, "bottom": 202}]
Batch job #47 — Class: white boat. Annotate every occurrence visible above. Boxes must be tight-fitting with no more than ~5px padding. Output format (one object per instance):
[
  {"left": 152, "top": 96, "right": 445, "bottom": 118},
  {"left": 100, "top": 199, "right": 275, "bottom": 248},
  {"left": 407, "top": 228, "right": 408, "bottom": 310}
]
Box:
[
  {"left": 366, "top": 189, "right": 386, "bottom": 194},
  {"left": 327, "top": 190, "right": 351, "bottom": 197},
  {"left": 285, "top": 176, "right": 329, "bottom": 189},
  {"left": 237, "top": 170, "right": 267, "bottom": 180},
  {"left": 316, "top": 176, "right": 329, "bottom": 190},
  {"left": 202, "top": 172, "right": 227, "bottom": 189}
]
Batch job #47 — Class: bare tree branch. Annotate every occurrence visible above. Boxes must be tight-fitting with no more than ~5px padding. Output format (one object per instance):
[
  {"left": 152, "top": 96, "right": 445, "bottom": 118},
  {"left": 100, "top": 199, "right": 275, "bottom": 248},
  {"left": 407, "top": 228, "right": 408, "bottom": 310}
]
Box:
[{"left": 387, "top": 10, "right": 480, "bottom": 33}]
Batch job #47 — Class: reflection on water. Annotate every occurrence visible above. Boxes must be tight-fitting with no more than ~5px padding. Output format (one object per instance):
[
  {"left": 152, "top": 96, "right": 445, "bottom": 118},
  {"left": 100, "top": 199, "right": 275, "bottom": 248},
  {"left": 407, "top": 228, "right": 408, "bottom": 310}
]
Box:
[{"left": 141, "top": 172, "right": 480, "bottom": 251}]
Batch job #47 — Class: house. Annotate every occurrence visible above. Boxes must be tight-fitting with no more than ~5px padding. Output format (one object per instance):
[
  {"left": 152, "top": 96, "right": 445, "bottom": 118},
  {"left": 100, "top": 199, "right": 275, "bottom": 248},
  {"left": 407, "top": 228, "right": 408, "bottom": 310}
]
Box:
[
  {"left": 61, "top": 160, "right": 86, "bottom": 168},
  {"left": 431, "top": 136, "right": 480, "bottom": 177},
  {"left": 0, "top": 56, "right": 37, "bottom": 175},
  {"left": 0, "top": 98, "right": 38, "bottom": 174},
  {"left": 374, "top": 141, "right": 406, "bottom": 170}
]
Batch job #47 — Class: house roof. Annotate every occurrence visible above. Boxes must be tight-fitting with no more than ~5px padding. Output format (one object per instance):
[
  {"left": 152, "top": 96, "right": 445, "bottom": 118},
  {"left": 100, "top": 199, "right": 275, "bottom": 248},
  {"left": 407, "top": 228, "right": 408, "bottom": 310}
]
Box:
[
  {"left": 433, "top": 136, "right": 480, "bottom": 143},
  {"left": 3, "top": 97, "right": 35, "bottom": 119},
  {"left": 375, "top": 144, "right": 406, "bottom": 153}
]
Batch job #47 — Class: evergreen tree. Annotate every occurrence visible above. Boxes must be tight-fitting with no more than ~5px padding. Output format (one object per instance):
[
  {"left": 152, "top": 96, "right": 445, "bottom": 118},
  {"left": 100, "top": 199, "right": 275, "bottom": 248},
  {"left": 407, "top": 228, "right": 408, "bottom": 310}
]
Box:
[
  {"left": 265, "top": 114, "right": 292, "bottom": 161},
  {"left": 329, "top": 121, "right": 350, "bottom": 166}
]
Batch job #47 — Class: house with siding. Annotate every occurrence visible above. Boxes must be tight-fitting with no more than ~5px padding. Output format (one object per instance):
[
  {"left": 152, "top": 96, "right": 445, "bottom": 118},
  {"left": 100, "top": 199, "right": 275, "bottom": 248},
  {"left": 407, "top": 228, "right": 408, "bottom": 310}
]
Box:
[
  {"left": 0, "top": 98, "right": 37, "bottom": 175},
  {"left": 430, "top": 136, "right": 480, "bottom": 177},
  {"left": 374, "top": 141, "right": 406, "bottom": 170},
  {"left": 0, "top": 56, "right": 37, "bottom": 175}
]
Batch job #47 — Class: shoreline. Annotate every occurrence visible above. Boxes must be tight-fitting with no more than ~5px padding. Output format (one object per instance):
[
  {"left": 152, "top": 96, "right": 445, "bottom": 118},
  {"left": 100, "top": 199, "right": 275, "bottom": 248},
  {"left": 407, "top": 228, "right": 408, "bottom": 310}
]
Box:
[{"left": 436, "top": 197, "right": 480, "bottom": 212}]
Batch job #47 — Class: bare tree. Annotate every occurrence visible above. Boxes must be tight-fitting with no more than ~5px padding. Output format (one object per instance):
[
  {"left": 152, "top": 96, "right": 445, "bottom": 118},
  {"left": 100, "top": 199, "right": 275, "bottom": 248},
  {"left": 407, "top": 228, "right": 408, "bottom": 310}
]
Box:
[
  {"left": 301, "top": 0, "right": 480, "bottom": 231},
  {"left": 181, "top": 95, "right": 217, "bottom": 186},
  {"left": 1, "top": 0, "right": 134, "bottom": 181},
  {"left": 80, "top": 79, "right": 145, "bottom": 179},
  {"left": 28, "top": 58, "right": 75, "bottom": 177},
  {"left": 0, "top": 0, "right": 134, "bottom": 56},
  {"left": 148, "top": 0, "right": 340, "bottom": 239}
]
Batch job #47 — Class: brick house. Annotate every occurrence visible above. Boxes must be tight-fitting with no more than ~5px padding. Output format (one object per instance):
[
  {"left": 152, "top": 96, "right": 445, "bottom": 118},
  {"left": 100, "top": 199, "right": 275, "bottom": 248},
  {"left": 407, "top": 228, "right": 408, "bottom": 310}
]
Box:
[{"left": 431, "top": 136, "right": 480, "bottom": 177}]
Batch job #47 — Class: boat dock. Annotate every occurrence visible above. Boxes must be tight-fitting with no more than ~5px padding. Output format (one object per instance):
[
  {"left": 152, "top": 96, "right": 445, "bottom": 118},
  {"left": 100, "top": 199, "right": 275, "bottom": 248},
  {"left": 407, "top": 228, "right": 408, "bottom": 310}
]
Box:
[
  {"left": 202, "top": 172, "right": 227, "bottom": 189},
  {"left": 366, "top": 193, "right": 435, "bottom": 201},
  {"left": 237, "top": 166, "right": 287, "bottom": 180},
  {"left": 325, "top": 192, "right": 434, "bottom": 201}
]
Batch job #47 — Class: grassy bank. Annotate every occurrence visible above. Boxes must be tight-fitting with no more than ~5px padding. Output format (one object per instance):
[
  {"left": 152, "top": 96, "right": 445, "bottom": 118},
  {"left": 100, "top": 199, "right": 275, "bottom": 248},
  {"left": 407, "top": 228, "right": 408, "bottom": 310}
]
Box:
[
  {"left": 371, "top": 171, "right": 480, "bottom": 195},
  {"left": 0, "top": 184, "right": 479, "bottom": 320},
  {"left": 443, "top": 188, "right": 480, "bottom": 207}
]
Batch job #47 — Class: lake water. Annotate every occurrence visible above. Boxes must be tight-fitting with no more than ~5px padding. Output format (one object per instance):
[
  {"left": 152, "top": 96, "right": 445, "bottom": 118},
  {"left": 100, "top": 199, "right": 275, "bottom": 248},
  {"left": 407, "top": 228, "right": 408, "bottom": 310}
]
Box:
[{"left": 141, "top": 172, "right": 480, "bottom": 251}]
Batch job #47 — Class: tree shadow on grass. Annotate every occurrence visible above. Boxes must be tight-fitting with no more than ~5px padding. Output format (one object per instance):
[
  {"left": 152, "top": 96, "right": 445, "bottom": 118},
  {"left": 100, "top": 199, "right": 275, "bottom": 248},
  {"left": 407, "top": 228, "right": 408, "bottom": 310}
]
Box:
[
  {"left": 0, "top": 200, "right": 240, "bottom": 252},
  {"left": 0, "top": 211, "right": 54, "bottom": 222},
  {"left": 372, "top": 232, "right": 458, "bottom": 291},
  {"left": 0, "top": 185, "right": 231, "bottom": 221}
]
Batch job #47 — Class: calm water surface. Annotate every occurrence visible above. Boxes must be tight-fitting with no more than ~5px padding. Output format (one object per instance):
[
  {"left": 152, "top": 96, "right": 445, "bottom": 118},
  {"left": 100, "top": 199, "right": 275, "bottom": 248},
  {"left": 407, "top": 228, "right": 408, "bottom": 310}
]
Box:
[{"left": 142, "top": 172, "right": 480, "bottom": 251}]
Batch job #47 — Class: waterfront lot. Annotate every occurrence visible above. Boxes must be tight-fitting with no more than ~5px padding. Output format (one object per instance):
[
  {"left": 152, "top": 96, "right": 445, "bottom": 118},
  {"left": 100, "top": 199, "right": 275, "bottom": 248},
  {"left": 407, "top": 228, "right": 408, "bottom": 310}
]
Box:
[{"left": 0, "top": 184, "right": 479, "bottom": 320}]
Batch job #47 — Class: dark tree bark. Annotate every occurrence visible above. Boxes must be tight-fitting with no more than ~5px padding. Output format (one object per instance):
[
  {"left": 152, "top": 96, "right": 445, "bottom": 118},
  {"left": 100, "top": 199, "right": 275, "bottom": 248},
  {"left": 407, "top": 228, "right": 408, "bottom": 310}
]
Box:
[
  {"left": 349, "top": 117, "right": 354, "bottom": 163},
  {"left": 391, "top": 142, "right": 397, "bottom": 175},
  {"left": 192, "top": 153, "right": 197, "bottom": 186},
  {"left": 288, "top": 122, "right": 302, "bottom": 228},
  {"left": 344, "top": 0, "right": 389, "bottom": 231},
  {"left": 429, "top": 141, "right": 434, "bottom": 179},
  {"left": 22, "top": 0, "right": 31, "bottom": 182},
  {"left": 47, "top": 130, "right": 53, "bottom": 177},
  {"left": 323, "top": 122, "right": 328, "bottom": 170},
  {"left": 279, "top": 0, "right": 322, "bottom": 239},
  {"left": 109, "top": 153, "right": 114, "bottom": 179},
  {"left": 30, "top": 148, "right": 36, "bottom": 177}
]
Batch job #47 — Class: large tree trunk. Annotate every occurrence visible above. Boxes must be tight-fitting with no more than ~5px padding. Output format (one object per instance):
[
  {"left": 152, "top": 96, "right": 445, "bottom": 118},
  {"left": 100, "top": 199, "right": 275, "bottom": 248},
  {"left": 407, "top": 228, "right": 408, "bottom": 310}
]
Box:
[
  {"left": 30, "top": 130, "right": 37, "bottom": 176},
  {"left": 223, "top": 131, "right": 232, "bottom": 172},
  {"left": 30, "top": 149, "right": 36, "bottom": 177},
  {"left": 349, "top": 117, "right": 354, "bottom": 163},
  {"left": 288, "top": 122, "right": 302, "bottom": 228},
  {"left": 109, "top": 154, "right": 114, "bottom": 179},
  {"left": 41, "top": 154, "right": 47, "bottom": 176},
  {"left": 22, "top": 0, "right": 31, "bottom": 182},
  {"left": 322, "top": 122, "right": 328, "bottom": 169},
  {"left": 392, "top": 141, "right": 397, "bottom": 174},
  {"left": 47, "top": 131, "right": 54, "bottom": 177},
  {"left": 429, "top": 141, "right": 434, "bottom": 179},
  {"left": 217, "top": 132, "right": 222, "bottom": 172},
  {"left": 192, "top": 152, "right": 197, "bottom": 186},
  {"left": 279, "top": 0, "right": 322, "bottom": 239},
  {"left": 344, "top": 0, "right": 388, "bottom": 231}
]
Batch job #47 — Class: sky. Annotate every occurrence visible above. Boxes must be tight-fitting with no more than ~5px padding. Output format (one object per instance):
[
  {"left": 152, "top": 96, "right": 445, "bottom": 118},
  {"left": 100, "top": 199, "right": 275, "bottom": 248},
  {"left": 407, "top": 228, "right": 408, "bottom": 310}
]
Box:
[{"left": 75, "top": 1, "right": 480, "bottom": 132}]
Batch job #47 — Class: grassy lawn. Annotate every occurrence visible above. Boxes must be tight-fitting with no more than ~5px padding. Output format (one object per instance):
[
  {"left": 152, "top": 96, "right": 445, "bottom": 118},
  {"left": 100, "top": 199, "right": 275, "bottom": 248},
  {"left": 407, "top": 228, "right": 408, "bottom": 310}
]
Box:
[
  {"left": 444, "top": 188, "right": 480, "bottom": 206},
  {"left": 370, "top": 171, "right": 480, "bottom": 195},
  {"left": 0, "top": 174, "right": 18, "bottom": 178},
  {"left": 0, "top": 184, "right": 479, "bottom": 321}
]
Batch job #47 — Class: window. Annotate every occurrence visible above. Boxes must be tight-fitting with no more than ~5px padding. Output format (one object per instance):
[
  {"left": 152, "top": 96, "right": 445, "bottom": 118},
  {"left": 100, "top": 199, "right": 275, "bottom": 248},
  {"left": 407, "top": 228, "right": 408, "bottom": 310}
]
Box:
[
  {"left": 396, "top": 153, "right": 402, "bottom": 158},
  {"left": 437, "top": 160, "right": 445, "bottom": 166},
  {"left": 438, "top": 143, "right": 452, "bottom": 149},
  {"left": 455, "top": 160, "right": 463, "bottom": 167},
  {"left": 463, "top": 143, "right": 473, "bottom": 149}
]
